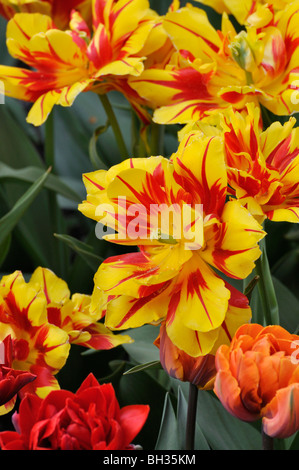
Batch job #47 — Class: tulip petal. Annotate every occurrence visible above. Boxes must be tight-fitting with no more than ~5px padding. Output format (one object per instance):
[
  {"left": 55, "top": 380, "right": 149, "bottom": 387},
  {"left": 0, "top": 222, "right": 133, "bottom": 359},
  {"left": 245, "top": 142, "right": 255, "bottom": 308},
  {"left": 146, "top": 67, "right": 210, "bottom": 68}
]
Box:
[
  {"left": 119, "top": 404, "right": 150, "bottom": 447},
  {"left": 26, "top": 79, "right": 92, "bottom": 126},
  {"left": 201, "top": 199, "right": 265, "bottom": 279},
  {"left": 173, "top": 133, "right": 227, "bottom": 213},
  {"left": 263, "top": 384, "right": 299, "bottom": 438}
]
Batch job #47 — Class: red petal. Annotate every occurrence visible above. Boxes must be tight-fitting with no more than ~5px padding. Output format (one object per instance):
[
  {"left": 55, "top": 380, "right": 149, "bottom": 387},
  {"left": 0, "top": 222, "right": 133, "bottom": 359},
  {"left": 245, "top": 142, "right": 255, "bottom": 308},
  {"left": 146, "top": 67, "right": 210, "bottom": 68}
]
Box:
[{"left": 119, "top": 404, "right": 150, "bottom": 446}]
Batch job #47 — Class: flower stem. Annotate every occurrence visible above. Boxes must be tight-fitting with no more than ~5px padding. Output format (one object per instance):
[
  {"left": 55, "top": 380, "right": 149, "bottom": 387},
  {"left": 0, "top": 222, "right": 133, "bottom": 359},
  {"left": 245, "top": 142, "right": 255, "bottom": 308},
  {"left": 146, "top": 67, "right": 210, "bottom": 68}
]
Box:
[
  {"left": 150, "top": 122, "right": 165, "bottom": 156},
  {"left": 45, "top": 111, "right": 55, "bottom": 170},
  {"left": 262, "top": 428, "right": 274, "bottom": 450},
  {"left": 254, "top": 236, "right": 280, "bottom": 326},
  {"left": 185, "top": 383, "right": 198, "bottom": 450},
  {"left": 99, "top": 93, "right": 128, "bottom": 160}
]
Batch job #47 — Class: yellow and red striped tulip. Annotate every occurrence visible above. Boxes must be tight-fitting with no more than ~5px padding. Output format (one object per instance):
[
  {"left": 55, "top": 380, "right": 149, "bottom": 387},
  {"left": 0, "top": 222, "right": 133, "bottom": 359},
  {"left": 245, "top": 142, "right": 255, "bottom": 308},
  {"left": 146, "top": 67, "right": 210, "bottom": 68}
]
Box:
[
  {"left": 221, "top": 104, "right": 299, "bottom": 223},
  {"left": 0, "top": 267, "right": 131, "bottom": 398},
  {"left": 129, "top": 2, "right": 299, "bottom": 125},
  {"left": 214, "top": 323, "right": 299, "bottom": 439},
  {"left": 0, "top": 0, "right": 158, "bottom": 125},
  {"left": 0, "top": 269, "right": 70, "bottom": 397},
  {"left": 79, "top": 132, "right": 265, "bottom": 357},
  {"left": 196, "top": 0, "right": 293, "bottom": 26},
  {"left": 0, "top": 335, "right": 37, "bottom": 415},
  {"left": 0, "top": 0, "right": 91, "bottom": 29},
  {"left": 185, "top": 104, "right": 299, "bottom": 224}
]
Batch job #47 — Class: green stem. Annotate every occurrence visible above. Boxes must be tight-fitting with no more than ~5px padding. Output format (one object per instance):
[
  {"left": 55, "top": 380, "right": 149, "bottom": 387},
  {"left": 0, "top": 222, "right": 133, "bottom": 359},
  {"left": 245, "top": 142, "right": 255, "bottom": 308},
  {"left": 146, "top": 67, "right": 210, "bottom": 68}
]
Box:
[
  {"left": 262, "top": 428, "right": 274, "bottom": 450},
  {"left": 99, "top": 94, "right": 128, "bottom": 160},
  {"left": 45, "top": 111, "right": 55, "bottom": 170},
  {"left": 150, "top": 122, "right": 165, "bottom": 156},
  {"left": 185, "top": 383, "right": 198, "bottom": 450},
  {"left": 255, "top": 236, "right": 279, "bottom": 326},
  {"left": 131, "top": 110, "right": 147, "bottom": 157}
]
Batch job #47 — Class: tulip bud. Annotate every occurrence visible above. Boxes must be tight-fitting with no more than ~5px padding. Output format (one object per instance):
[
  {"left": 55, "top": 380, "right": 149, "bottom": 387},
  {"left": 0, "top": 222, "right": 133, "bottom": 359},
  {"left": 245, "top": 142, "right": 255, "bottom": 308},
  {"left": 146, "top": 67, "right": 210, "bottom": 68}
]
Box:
[{"left": 155, "top": 322, "right": 216, "bottom": 390}]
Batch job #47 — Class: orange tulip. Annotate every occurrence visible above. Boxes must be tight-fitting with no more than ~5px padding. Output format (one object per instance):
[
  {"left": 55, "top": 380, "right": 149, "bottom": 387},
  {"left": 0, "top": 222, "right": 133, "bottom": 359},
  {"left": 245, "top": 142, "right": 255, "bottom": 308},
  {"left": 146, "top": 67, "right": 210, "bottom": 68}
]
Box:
[
  {"left": 154, "top": 322, "right": 216, "bottom": 389},
  {"left": 214, "top": 323, "right": 299, "bottom": 438}
]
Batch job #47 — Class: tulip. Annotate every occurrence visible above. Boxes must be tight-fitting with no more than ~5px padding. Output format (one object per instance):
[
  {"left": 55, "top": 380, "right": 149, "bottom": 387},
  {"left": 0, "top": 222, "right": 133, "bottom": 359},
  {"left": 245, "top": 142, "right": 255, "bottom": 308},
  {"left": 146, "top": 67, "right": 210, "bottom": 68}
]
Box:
[
  {"left": 79, "top": 132, "right": 264, "bottom": 357},
  {"left": 154, "top": 321, "right": 216, "bottom": 389},
  {"left": 130, "top": 2, "right": 299, "bottom": 124},
  {"left": 0, "top": 267, "right": 131, "bottom": 399},
  {"left": 0, "top": 373, "right": 150, "bottom": 450},
  {"left": 0, "top": 0, "right": 158, "bottom": 125},
  {"left": 0, "top": 336, "right": 36, "bottom": 415},
  {"left": 214, "top": 323, "right": 299, "bottom": 439}
]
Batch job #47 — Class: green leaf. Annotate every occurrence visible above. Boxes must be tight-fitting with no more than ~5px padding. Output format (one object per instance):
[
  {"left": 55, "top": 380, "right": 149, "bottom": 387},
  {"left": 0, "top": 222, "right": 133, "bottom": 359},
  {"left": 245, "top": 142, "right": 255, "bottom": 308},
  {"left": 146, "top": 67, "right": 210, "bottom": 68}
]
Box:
[
  {"left": 0, "top": 106, "right": 62, "bottom": 269},
  {"left": 196, "top": 390, "right": 262, "bottom": 450},
  {"left": 287, "top": 431, "right": 299, "bottom": 450},
  {"left": 99, "top": 360, "right": 127, "bottom": 384},
  {"left": 176, "top": 384, "right": 262, "bottom": 450},
  {"left": 155, "top": 392, "right": 179, "bottom": 450},
  {"left": 122, "top": 325, "right": 160, "bottom": 364},
  {"left": 249, "top": 282, "right": 264, "bottom": 325},
  {"left": 250, "top": 271, "right": 299, "bottom": 333},
  {"left": 254, "top": 237, "right": 280, "bottom": 325},
  {"left": 0, "top": 234, "right": 11, "bottom": 268},
  {"left": 54, "top": 233, "right": 103, "bottom": 271},
  {"left": 116, "top": 363, "right": 171, "bottom": 450},
  {"left": 0, "top": 106, "right": 43, "bottom": 169},
  {"left": 124, "top": 360, "right": 162, "bottom": 375},
  {"left": 0, "top": 168, "right": 50, "bottom": 246},
  {"left": 177, "top": 386, "right": 210, "bottom": 451},
  {"left": 272, "top": 276, "right": 299, "bottom": 333},
  {"left": 89, "top": 123, "right": 110, "bottom": 170},
  {"left": 243, "top": 275, "right": 260, "bottom": 302},
  {"left": 0, "top": 162, "right": 81, "bottom": 202},
  {"left": 271, "top": 246, "right": 299, "bottom": 299}
]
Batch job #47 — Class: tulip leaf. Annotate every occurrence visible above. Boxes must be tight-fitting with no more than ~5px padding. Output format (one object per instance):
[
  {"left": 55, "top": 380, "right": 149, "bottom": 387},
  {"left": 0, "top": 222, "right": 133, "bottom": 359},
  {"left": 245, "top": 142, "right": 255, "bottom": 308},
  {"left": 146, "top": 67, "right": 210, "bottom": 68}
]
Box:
[
  {"left": 0, "top": 234, "right": 11, "bottom": 268},
  {"left": 243, "top": 275, "right": 260, "bottom": 302},
  {"left": 287, "top": 431, "right": 299, "bottom": 450},
  {"left": 0, "top": 106, "right": 63, "bottom": 269},
  {"left": 116, "top": 363, "right": 172, "bottom": 449},
  {"left": 89, "top": 122, "right": 110, "bottom": 170},
  {"left": 0, "top": 168, "right": 50, "bottom": 247},
  {"left": 255, "top": 237, "right": 280, "bottom": 325},
  {"left": 123, "top": 360, "right": 162, "bottom": 375},
  {"left": 100, "top": 360, "right": 127, "bottom": 384},
  {"left": 271, "top": 276, "right": 299, "bottom": 334},
  {"left": 0, "top": 162, "right": 81, "bottom": 202},
  {"left": 54, "top": 233, "right": 103, "bottom": 271},
  {"left": 155, "top": 392, "right": 179, "bottom": 450},
  {"left": 197, "top": 390, "right": 262, "bottom": 450},
  {"left": 0, "top": 107, "right": 43, "bottom": 168},
  {"left": 122, "top": 325, "right": 160, "bottom": 364}
]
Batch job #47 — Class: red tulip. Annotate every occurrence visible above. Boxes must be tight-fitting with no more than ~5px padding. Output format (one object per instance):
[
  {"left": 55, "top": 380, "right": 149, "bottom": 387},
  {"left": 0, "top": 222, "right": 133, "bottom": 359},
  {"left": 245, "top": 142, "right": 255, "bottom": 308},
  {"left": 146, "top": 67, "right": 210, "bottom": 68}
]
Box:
[
  {"left": 0, "top": 373, "right": 150, "bottom": 450},
  {"left": 0, "top": 336, "right": 36, "bottom": 415}
]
